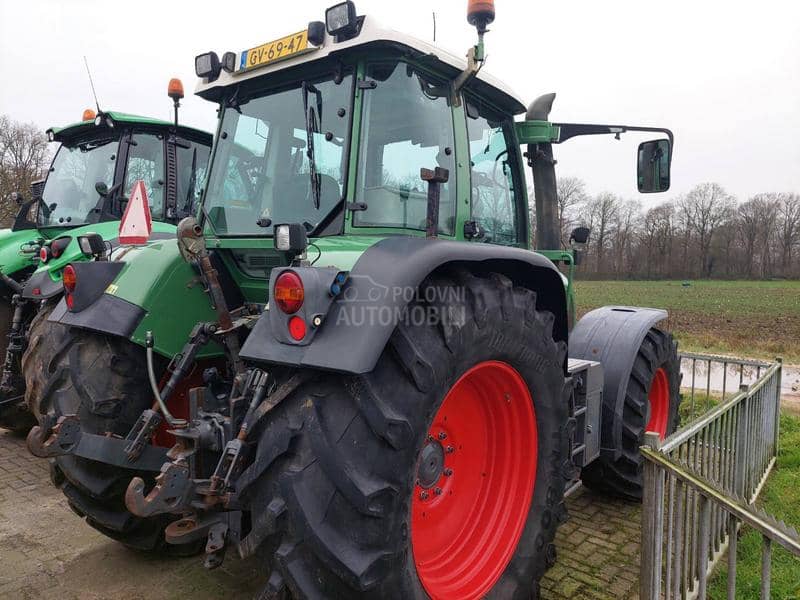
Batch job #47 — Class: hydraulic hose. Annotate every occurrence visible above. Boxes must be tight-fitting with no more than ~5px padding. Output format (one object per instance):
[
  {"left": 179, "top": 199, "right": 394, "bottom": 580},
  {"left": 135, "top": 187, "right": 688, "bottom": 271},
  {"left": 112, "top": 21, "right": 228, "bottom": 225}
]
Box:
[{"left": 145, "top": 331, "right": 187, "bottom": 427}]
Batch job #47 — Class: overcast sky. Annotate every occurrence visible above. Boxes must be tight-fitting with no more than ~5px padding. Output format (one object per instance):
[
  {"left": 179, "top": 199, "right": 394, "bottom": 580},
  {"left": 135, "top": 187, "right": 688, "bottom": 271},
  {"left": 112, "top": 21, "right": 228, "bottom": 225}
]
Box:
[{"left": 1, "top": 0, "right": 798, "bottom": 203}]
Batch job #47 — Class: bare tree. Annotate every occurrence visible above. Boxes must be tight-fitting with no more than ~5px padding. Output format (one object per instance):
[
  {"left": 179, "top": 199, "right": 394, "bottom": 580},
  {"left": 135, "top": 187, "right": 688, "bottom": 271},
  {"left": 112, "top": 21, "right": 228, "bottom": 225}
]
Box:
[
  {"left": 0, "top": 115, "right": 51, "bottom": 226},
  {"left": 611, "top": 199, "right": 641, "bottom": 276},
  {"left": 556, "top": 176, "right": 588, "bottom": 246},
  {"left": 584, "top": 192, "right": 619, "bottom": 275},
  {"left": 738, "top": 198, "right": 760, "bottom": 277},
  {"left": 777, "top": 193, "right": 800, "bottom": 277},
  {"left": 681, "top": 183, "right": 736, "bottom": 277},
  {"left": 640, "top": 202, "right": 674, "bottom": 278}
]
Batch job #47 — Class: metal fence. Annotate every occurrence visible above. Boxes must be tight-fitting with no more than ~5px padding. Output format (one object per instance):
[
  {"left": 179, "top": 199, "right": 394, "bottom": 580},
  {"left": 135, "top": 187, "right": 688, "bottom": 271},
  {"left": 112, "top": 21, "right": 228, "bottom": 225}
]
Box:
[{"left": 640, "top": 352, "right": 800, "bottom": 600}]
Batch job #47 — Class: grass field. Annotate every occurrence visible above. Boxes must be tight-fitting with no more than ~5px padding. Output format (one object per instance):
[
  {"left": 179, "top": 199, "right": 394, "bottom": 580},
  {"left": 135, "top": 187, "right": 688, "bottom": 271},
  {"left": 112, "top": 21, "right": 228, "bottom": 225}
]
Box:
[
  {"left": 575, "top": 280, "right": 800, "bottom": 363},
  {"left": 708, "top": 413, "right": 800, "bottom": 599}
]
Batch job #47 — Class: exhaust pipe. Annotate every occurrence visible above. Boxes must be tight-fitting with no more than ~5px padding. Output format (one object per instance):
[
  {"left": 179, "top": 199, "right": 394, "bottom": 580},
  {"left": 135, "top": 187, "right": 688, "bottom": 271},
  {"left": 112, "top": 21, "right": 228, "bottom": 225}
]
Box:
[{"left": 527, "top": 93, "right": 560, "bottom": 251}]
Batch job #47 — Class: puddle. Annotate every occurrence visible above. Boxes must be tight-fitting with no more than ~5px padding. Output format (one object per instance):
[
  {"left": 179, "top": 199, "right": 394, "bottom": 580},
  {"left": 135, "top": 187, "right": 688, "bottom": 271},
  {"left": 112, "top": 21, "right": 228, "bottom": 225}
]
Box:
[{"left": 680, "top": 357, "right": 800, "bottom": 406}]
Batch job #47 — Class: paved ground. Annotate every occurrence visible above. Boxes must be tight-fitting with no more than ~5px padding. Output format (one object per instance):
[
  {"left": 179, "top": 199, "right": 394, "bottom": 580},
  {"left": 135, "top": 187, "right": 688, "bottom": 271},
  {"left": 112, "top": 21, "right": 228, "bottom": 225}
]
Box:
[{"left": 0, "top": 429, "right": 641, "bottom": 599}]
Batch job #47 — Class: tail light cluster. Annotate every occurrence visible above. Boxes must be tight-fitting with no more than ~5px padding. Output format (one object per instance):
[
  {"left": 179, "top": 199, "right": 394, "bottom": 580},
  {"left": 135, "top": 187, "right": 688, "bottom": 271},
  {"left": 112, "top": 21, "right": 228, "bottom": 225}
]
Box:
[
  {"left": 270, "top": 268, "right": 348, "bottom": 344},
  {"left": 63, "top": 265, "right": 77, "bottom": 309},
  {"left": 274, "top": 271, "right": 306, "bottom": 341},
  {"left": 40, "top": 236, "right": 72, "bottom": 263}
]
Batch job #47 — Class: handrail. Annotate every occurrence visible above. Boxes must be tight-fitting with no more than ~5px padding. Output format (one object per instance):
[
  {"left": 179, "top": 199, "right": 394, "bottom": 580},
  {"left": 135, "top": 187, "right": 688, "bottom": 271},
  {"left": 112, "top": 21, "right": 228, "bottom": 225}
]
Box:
[{"left": 642, "top": 439, "right": 800, "bottom": 556}]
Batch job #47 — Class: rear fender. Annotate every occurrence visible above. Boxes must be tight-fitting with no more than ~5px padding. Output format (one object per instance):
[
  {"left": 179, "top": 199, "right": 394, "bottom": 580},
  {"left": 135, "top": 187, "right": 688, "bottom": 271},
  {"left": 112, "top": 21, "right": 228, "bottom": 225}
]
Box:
[
  {"left": 21, "top": 222, "right": 177, "bottom": 301},
  {"left": 48, "top": 239, "right": 222, "bottom": 358},
  {"left": 240, "top": 236, "right": 567, "bottom": 374},
  {"left": 568, "top": 306, "right": 668, "bottom": 461}
]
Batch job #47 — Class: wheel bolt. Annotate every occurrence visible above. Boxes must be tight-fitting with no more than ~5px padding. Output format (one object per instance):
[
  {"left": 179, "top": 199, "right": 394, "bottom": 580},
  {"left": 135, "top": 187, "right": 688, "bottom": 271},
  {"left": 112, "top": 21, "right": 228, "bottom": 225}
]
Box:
[
  {"left": 438, "top": 432, "right": 447, "bottom": 440},
  {"left": 446, "top": 445, "right": 454, "bottom": 454},
  {"left": 434, "top": 487, "right": 442, "bottom": 495},
  {"left": 444, "top": 468, "right": 453, "bottom": 476},
  {"left": 427, "top": 434, "right": 435, "bottom": 442},
  {"left": 420, "top": 491, "right": 429, "bottom": 500}
]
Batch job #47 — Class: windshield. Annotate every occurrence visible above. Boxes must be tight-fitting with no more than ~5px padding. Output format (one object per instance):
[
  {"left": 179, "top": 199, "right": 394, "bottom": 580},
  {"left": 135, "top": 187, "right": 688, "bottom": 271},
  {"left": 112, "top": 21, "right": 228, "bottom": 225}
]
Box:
[
  {"left": 39, "top": 137, "right": 117, "bottom": 226},
  {"left": 204, "top": 71, "right": 353, "bottom": 236}
]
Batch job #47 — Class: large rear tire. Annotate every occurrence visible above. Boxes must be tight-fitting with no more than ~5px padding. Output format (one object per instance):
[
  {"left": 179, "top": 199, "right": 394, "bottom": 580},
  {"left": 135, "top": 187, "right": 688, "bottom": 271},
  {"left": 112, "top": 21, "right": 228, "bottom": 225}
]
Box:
[
  {"left": 239, "top": 270, "right": 572, "bottom": 599},
  {"left": 25, "top": 324, "right": 194, "bottom": 552},
  {"left": 580, "top": 327, "right": 681, "bottom": 500}
]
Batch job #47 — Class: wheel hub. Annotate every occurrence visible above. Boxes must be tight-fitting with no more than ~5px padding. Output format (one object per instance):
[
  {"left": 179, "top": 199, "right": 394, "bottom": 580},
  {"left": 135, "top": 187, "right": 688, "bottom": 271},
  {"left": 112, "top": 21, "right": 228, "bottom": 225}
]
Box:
[{"left": 416, "top": 440, "right": 445, "bottom": 489}]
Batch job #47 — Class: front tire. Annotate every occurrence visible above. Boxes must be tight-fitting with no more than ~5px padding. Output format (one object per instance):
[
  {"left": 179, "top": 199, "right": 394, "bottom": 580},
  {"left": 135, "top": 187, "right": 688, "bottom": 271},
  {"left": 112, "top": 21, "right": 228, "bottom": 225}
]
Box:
[
  {"left": 580, "top": 327, "right": 681, "bottom": 499},
  {"left": 239, "top": 270, "right": 571, "bottom": 599}
]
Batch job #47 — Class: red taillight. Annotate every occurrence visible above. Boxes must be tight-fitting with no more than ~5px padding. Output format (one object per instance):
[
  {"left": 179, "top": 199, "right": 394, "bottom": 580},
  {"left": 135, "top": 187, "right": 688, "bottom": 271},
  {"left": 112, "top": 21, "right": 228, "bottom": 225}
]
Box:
[
  {"left": 274, "top": 271, "right": 304, "bottom": 314},
  {"left": 50, "top": 236, "right": 72, "bottom": 258},
  {"left": 63, "top": 265, "right": 77, "bottom": 294},
  {"left": 39, "top": 247, "right": 49, "bottom": 262},
  {"left": 288, "top": 316, "right": 306, "bottom": 341}
]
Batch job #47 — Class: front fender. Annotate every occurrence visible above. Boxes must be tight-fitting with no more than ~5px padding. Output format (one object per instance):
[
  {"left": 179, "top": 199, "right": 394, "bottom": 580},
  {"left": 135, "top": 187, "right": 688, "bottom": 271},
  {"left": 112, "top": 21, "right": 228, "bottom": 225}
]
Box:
[
  {"left": 568, "top": 306, "right": 668, "bottom": 460},
  {"left": 240, "top": 236, "right": 567, "bottom": 374}
]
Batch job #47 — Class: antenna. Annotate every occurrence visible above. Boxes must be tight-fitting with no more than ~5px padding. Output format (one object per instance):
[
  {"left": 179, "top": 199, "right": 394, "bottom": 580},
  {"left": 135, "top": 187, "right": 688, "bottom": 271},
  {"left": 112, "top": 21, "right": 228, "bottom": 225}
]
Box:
[
  {"left": 83, "top": 56, "right": 101, "bottom": 112},
  {"left": 432, "top": 11, "right": 436, "bottom": 42}
]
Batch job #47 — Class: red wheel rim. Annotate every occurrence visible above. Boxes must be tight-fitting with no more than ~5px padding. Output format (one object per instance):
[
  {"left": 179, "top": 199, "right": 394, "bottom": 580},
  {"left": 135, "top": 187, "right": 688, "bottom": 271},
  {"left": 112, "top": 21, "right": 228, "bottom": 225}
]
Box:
[
  {"left": 411, "top": 361, "right": 537, "bottom": 600},
  {"left": 646, "top": 367, "right": 670, "bottom": 439}
]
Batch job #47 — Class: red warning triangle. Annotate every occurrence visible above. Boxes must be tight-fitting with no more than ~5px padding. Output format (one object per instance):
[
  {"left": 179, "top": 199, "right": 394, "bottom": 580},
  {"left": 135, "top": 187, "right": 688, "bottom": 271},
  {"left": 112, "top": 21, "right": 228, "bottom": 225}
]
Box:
[{"left": 119, "top": 180, "right": 153, "bottom": 245}]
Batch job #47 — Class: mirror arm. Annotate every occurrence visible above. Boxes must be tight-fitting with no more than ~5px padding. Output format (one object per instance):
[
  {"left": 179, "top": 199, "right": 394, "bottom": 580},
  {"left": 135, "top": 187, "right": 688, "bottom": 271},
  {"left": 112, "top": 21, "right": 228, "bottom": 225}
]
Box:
[{"left": 552, "top": 123, "right": 674, "bottom": 147}]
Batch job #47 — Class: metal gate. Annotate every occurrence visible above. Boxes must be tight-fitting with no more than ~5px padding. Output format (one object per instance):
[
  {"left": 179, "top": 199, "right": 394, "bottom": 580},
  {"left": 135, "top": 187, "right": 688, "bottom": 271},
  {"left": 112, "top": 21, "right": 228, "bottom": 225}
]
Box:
[{"left": 639, "top": 353, "right": 800, "bottom": 599}]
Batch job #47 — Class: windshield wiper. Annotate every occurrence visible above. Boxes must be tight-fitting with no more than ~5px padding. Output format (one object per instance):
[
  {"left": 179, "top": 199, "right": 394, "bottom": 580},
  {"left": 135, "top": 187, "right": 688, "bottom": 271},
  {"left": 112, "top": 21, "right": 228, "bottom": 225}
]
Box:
[{"left": 301, "top": 81, "right": 322, "bottom": 210}]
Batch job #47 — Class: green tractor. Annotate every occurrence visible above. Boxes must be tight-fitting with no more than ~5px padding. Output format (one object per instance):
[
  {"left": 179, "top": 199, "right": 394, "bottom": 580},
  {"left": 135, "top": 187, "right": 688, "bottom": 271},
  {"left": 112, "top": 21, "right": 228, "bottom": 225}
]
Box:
[
  {"left": 28, "top": 2, "right": 680, "bottom": 596},
  {"left": 0, "top": 84, "right": 212, "bottom": 433}
]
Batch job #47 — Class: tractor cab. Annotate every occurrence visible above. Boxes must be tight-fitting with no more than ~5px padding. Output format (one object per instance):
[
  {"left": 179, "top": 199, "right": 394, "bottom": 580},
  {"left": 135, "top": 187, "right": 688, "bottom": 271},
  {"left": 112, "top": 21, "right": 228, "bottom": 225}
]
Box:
[
  {"left": 39, "top": 108, "right": 210, "bottom": 234},
  {"left": 195, "top": 12, "right": 529, "bottom": 262},
  {"left": 19, "top": 104, "right": 212, "bottom": 300},
  {"left": 192, "top": 3, "right": 672, "bottom": 317}
]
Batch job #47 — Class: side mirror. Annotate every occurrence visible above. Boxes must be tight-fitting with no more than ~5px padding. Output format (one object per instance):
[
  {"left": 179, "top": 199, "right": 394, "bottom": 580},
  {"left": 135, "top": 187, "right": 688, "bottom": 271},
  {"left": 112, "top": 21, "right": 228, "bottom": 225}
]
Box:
[
  {"left": 637, "top": 139, "right": 671, "bottom": 193},
  {"left": 569, "top": 226, "right": 591, "bottom": 246},
  {"left": 30, "top": 179, "right": 45, "bottom": 201},
  {"left": 95, "top": 181, "right": 109, "bottom": 196}
]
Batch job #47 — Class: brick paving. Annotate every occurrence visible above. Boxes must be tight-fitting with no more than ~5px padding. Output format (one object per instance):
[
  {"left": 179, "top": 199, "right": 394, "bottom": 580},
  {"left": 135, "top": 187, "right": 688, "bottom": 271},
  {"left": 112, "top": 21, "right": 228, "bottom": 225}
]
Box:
[
  {"left": 541, "top": 488, "right": 642, "bottom": 599},
  {"left": 0, "top": 429, "right": 641, "bottom": 599}
]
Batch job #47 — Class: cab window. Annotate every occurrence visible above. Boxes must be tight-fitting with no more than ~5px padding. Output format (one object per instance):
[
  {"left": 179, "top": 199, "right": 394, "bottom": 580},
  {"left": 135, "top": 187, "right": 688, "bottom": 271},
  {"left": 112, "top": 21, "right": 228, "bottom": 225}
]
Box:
[
  {"left": 467, "top": 109, "right": 520, "bottom": 246},
  {"left": 124, "top": 132, "right": 165, "bottom": 219},
  {"left": 354, "top": 61, "right": 456, "bottom": 235}
]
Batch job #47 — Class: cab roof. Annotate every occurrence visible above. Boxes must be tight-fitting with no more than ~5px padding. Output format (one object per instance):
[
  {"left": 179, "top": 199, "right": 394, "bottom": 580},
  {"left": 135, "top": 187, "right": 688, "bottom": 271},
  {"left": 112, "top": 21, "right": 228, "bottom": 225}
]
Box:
[
  {"left": 195, "top": 16, "right": 527, "bottom": 115},
  {"left": 47, "top": 111, "right": 211, "bottom": 144}
]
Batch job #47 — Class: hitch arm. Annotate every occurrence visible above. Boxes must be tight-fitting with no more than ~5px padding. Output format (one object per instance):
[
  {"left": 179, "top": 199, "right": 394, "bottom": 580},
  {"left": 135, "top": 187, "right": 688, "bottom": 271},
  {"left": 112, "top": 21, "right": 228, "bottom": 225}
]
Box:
[{"left": 27, "top": 415, "right": 167, "bottom": 470}]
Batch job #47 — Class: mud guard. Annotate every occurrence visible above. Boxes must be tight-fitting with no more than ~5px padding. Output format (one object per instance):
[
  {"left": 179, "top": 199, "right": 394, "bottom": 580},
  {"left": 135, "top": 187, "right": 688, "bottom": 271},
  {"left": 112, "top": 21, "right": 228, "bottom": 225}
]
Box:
[
  {"left": 568, "top": 306, "right": 668, "bottom": 461},
  {"left": 240, "top": 236, "right": 568, "bottom": 374}
]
